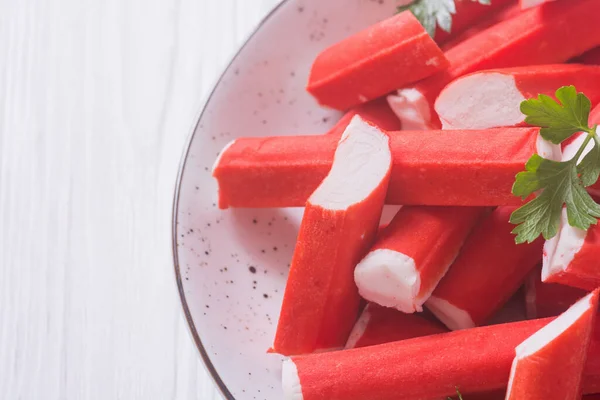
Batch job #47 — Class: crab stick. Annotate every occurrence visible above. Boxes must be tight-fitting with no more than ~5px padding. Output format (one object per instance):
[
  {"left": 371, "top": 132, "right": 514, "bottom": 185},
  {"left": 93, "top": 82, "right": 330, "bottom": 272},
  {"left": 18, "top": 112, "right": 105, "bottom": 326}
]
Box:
[
  {"left": 525, "top": 266, "right": 588, "bottom": 319},
  {"left": 354, "top": 206, "right": 484, "bottom": 313},
  {"left": 306, "top": 11, "right": 448, "bottom": 111},
  {"left": 388, "top": 0, "right": 600, "bottom": 130},
  {"left": 506, "top": 290, "right": 599, "bottom": 400},
  {"left": 282, "top": 317, "right": 600, "bottom": 400},
  {"left": 327, "top": 98, "right": 401, "bottom": 137},
  {"left": 345, "top": 303, "right": 447, "bottom": 349},
  {"left": 426, "top": 207, "right": 543, "bottom": 330},
  {"left": 213, "top": 127, "right": 550, "bottom": 208},
  {"left": 434, "top": 0, "right": 516, "bottom": 47},
  {"left": 435, "top": 65, "right": 600, "bottom": 130},
  {"left": 272, "top": 117, "right": 391, "bottom": 356}
]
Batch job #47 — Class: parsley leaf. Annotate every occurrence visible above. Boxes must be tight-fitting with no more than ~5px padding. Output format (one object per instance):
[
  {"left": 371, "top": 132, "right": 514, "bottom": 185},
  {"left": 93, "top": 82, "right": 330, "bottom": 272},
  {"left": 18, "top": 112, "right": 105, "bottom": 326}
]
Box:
[
  {"left": 511, "top": 86, "right": 600, "bottom": 244},
  {"left": 520, "top": 86, "right": 592, "bottom": 144},
  {"left": 398, "top": 0, "right": 491, "bottom": 37}
]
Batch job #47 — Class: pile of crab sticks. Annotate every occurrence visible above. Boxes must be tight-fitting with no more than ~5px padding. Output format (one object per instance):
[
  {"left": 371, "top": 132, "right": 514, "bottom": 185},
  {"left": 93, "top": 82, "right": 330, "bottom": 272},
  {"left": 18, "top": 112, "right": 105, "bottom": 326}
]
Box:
[{"left": 212, "top": 0, "right": 600, "bottom": 398}]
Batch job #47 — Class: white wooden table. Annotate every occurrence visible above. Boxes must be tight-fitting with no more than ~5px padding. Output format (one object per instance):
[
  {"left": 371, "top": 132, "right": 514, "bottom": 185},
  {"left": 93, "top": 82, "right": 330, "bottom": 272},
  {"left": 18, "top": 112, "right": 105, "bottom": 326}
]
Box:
[{"left": 0, "top": 0, "right": 279, "bottom": 398}]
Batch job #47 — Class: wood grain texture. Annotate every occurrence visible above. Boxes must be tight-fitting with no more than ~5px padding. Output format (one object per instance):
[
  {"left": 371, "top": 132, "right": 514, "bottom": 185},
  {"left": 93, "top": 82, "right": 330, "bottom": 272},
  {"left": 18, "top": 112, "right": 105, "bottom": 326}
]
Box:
[{"left": 0, "top": 0, "right": 279, "bottom": 398}]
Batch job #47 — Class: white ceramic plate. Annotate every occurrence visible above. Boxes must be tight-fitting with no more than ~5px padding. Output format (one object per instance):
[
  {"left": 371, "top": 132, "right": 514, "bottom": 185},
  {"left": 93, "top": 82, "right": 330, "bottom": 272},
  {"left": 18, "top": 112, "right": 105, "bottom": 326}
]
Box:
[{"left": 172, "top": 1, "right": 404, "bottom": 399}]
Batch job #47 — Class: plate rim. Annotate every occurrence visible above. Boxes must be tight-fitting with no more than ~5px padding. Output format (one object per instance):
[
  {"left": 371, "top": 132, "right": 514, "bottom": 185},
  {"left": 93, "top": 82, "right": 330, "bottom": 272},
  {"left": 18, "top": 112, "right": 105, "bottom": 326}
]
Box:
[{"left": 170, "top": 1, "right": 291, "bottom": 399}]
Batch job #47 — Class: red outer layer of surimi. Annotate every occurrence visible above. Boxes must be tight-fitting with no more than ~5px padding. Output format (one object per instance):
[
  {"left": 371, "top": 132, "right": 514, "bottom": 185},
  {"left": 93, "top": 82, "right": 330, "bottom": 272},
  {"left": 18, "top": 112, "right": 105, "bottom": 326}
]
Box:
[
  {"left": 272, "top": 117, "right": 391, "bottom": 356},
  {"left": 283, "top": 318, "right": 600, "bottom": 400},
  {"left": 436, "top": 65, "right": 600, "bottom": 130},
  {"left": 392, "top": 0, "right": 600, "bottom": 129},
  {"left": 327, "top": 98, "right": 401, "bottom": 136},
  {"left": 344, "top": 303, "right": 447, "bottom": 349},
  {"left": 525, "top": 266, "right": 587, "bottom": 319},
  {"left": 506, "top": 291, "right": 599, "bottom": 400},
  {"left": 427, "top": 207, "right": 543, "bottom": 330},
  {"left": 306, "top": 12, "right": 448, "bottom": 111},
  {"left": 213, "top": 127, "right": 541, "bottom": 208},
  {"left": 354, "top": 206, "right": 484, "bottom": 313},
  {"left": 434, "top": 0, "right": 516, "bottom": 47}
]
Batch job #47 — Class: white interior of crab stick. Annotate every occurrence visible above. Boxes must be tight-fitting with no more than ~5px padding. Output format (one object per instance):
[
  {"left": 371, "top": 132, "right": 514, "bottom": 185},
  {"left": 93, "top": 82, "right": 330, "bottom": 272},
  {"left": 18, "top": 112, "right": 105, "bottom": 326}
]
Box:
[
  {"left": 282, "top": 359, "right": 303, "bottom": 400},
  {"left": 354, "top": 249, "right": 423, "bottom": 313},
  {"left": 387, "top": 89, "right": 432, "bottom": 131},
  {"left": 426, "top": 296, "right": 476, "bottom": 331},
  {"left": 435, "top": 73, "right": 526, "bottom": 130},
  {"left": 542, "top": 208, "right": 587, "bottom": 282},
  {"left": 542, "top": 132, "right": 594, "bottom": 282},
  {"left": 506, "top": 291, "right": 594, "bottom": 394},
  {"left": 344, "top": 305, "right": 372, "bottom": 349},
  {"left": 309, "top": 116, "right": 391, "bottom": 210}
]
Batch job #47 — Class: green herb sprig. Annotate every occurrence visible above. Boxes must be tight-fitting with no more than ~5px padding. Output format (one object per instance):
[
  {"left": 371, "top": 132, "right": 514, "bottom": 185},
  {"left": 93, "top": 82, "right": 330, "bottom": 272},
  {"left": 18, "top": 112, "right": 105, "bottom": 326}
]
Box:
[
  {"left": 511, "top": 86, "right": 600, "bottom": 244},
  {"left": 397, "top": 0, "right": 491, "bottom": 37}
]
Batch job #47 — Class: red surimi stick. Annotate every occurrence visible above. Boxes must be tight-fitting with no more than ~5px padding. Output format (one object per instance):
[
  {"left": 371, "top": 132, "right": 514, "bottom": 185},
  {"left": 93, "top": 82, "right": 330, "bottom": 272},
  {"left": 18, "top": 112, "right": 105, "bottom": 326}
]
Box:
[
  {"left": 344, "top": 303, "right": 447, "bottom": 349},
  {"left": 520, "top": 0, "right": 557, "bottom": 10},
  {"left": 281, "top": 317, "right": 600, "bottom": 400},
  {"left": 426, "top": 207, "right": 543, "bottom": 330},
  {"left": 388, "top": 0, "right": 600, "bottom": 130},
  {"left": 354, "top": 206, "right": 484, "bottom": 313},
  {"left": 434, "top": 0, "right": 517, "bottom": 47},
  {"left": 506, "top": 290, "right": 599, "bottom": 400},
  {"left": 306, "top": 11, "right": 448, "bottom": 111},
  {"left": 326, "top": 98, "right": 402, "bottom": 136},
  {"left": 213, "top": 127, "right": 546, "bottom": 208},
  {"left": 525, "top": 266, "right": 588, "bottom": 319},
  {"left": 435, "top": 65, "right": 600, "bottom": 130},
  {"left": 271, "top": 116, "right": 391, "bottom": 356}
]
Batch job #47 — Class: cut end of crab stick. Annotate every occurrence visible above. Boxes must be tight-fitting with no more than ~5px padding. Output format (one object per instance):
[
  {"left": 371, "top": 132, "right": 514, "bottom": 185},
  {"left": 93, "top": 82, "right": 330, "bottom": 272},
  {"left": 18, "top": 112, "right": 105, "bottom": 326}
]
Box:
[
  {"left": 506, "top": 291, "right": 599, "bottom": 400},
  {"left": 282, "top": 359, "right": 303, "bottom": 400},
  {"left": 436, "top": 65, "right": 600, "bottom": 130},
  {"left": 272, "top": 116, "right": 391, "bottom": 355},
  {"left": 426, "top": 296, "right": 476, "bottom": 331},
  {"left": 542, "top": 208, "right": 600, "bottom": 291},
  {"left": 354, "top": 248, "right": 421, "bottom": 313},
  {"left": 520, "top": 0, "right": 556, "bottom": 10},
  {"left": 387, "top": 89, "right": 436, "bottom": 131},
  {"left": 307, "top": 11, "right": 448, "bottom": 110},
  {"left": 309, "top": 118, "right": 391, "bottom": 210},
  {"left": 436, "top": 71, "right": 525, "bottom": 130},
  {"left": 345, "top": 303, "right": 447, "bottom": 349},
  {"left": 355, "top": 206, "right": 484, "bottom": 313},
  {"left": 525, "top": 266, "right": 588, "bottom": 319},
  {"left": 427, "top": 206, "right": 543, "bottom": 330}
]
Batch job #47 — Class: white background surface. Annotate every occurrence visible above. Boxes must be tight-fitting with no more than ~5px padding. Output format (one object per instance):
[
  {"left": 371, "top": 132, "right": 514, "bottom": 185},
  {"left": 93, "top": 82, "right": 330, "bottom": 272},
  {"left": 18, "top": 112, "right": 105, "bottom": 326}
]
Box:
[{"left": 0, "top": 0, "right": 280, "bottom": 398}]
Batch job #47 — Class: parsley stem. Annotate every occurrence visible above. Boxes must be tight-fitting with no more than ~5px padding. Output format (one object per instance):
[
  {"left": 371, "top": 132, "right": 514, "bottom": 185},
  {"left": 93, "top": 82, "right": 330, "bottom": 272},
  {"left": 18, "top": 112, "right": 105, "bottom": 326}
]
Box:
[{"left": 572, "top": 127, "right": 597, "bottom": 164}]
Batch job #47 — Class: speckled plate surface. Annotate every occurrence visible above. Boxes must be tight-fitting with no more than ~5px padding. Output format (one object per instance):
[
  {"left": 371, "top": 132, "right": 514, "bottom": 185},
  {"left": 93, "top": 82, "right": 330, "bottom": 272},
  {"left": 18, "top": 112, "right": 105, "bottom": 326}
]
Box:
[{"left": 172, "top": 1, "right": 401, "bottom": 399}]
